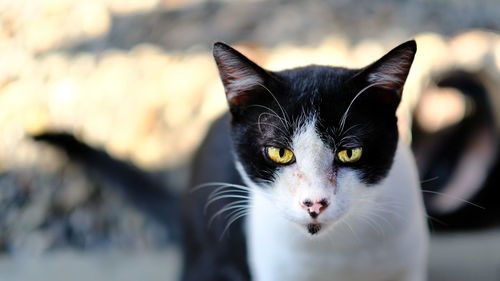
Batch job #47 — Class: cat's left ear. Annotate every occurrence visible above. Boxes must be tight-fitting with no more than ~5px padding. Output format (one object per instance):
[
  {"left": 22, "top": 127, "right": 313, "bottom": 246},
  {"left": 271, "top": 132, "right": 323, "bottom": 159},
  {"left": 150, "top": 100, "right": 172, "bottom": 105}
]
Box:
[
  {"left": 357, "top": 40, "right": 417, "bottom": 97},
  {"left": 213, "top": 42, "right": 271, "bottom": 108}
]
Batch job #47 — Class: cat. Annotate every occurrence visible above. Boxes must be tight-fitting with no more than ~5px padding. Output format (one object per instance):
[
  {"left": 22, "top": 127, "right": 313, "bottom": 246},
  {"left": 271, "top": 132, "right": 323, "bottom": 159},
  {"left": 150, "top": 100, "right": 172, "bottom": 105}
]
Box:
[
  {"left": 182, "top": 40, "right": 428, "bottom": 281},
  {"left": 35, "top": 40, "right": 429, "bottom": 281}
]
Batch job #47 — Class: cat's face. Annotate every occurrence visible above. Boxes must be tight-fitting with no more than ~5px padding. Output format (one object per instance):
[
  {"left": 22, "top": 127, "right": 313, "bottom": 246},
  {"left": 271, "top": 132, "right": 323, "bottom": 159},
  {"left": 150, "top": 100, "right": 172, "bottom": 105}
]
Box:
[{"left": 214, "top": 41, "right": 416, "bottom": 235}]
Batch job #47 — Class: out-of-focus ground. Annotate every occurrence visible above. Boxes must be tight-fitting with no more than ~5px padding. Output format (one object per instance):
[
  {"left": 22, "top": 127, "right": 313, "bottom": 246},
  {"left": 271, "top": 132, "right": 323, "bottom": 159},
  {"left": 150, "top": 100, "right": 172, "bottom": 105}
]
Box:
[
  {"left": 1, "top": 229, "right": 500, "bottom": 281},
  {"left": 1, "top": 0, "right": 500, "bottom": 280},
  {"left": 0, "top": 249, "right": 182, "bottom": 281}
]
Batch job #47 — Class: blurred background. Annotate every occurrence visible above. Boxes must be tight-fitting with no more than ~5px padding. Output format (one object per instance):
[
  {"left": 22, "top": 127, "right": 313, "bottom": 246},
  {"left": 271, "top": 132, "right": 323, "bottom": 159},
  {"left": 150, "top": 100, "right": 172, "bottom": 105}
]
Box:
[{"left": 1, "top": 0, "right": 500, "bottom": 280}]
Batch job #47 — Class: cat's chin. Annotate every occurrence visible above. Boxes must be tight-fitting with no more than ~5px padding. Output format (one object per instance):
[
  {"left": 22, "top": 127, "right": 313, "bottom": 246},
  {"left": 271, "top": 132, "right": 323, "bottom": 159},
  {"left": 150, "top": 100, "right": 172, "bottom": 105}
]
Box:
[
  {"left": 299, "top": 217, "right": 345, "bottom": 236},
  {"left": 306, "top": 223, "right": 322, "bottom": 235}
]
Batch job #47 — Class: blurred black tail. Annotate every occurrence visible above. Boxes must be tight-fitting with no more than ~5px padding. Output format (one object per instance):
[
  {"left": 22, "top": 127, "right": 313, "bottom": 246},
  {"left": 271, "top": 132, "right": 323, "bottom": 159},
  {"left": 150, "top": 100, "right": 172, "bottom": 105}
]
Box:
[
  {"left": 33, "top": 132, "right": 180, "bottom": 240},
  {"left": 412, "top": 70, "right": 500, "bottom": 230}
]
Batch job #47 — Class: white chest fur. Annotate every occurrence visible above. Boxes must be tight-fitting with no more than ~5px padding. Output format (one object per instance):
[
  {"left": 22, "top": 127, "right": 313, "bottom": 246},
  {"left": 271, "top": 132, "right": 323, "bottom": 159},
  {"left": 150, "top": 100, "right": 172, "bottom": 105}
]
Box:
[{"left": 244, "top": 142, "right": 428, "bottom": 281}]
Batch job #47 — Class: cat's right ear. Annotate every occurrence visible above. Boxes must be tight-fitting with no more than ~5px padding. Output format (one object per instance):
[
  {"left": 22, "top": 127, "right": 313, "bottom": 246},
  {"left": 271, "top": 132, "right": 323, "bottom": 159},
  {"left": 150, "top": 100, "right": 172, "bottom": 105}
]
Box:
[{"left": 213, "top": 42, "right": 269, "bottom": 108}]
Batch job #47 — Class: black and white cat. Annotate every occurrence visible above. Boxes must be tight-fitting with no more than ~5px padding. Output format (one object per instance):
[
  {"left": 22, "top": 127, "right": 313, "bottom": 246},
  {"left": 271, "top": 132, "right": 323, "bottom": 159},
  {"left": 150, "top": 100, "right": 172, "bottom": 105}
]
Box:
[
  {"left": 182, "top": 41, "right": 428, "bottom": 281},
  {"left": 34, "top": 40, "right": 429, "bottom": 280}
]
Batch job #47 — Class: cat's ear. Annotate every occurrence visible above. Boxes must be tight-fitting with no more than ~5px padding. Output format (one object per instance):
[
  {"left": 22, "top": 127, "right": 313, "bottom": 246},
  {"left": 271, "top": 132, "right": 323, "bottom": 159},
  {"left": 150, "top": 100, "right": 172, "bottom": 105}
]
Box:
[
  {"left": 358, "top": 40, "right": 417, "bottom": 96},
  {"left": 213, "top": 42, "right": 269, "bottom": 107}
]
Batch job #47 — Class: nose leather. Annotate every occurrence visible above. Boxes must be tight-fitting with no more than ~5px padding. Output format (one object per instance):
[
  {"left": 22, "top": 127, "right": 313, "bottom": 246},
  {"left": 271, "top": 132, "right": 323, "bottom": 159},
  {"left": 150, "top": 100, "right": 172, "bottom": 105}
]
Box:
[{"left": 301, "top": 199, "right": 329, "bottom": 218}]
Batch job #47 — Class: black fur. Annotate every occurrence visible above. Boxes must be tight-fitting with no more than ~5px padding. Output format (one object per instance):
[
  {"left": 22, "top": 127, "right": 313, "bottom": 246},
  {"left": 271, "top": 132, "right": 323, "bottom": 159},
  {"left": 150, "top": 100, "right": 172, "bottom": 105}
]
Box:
[
  {"left": 181, "top": 40, "right": 416, "bottom": 280},
  {"left": 213, "top": 41, "right": 415, "bottom": 186},
  {"left": 33, "top": 133, "right": 180, "bottom": 240},
  {"left": 182, "top": 114, "right": 250, "bottom": 281}
]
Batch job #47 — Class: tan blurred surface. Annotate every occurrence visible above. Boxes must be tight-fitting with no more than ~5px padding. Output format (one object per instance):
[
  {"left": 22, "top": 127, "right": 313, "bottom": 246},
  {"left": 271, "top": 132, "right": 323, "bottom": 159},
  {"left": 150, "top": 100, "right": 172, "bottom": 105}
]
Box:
[
  {"left": 0, "top": 0, "right": 499, "bottom": 172},
  {"left": 3, "top": 30, "right": 500, "bottom": 170}
]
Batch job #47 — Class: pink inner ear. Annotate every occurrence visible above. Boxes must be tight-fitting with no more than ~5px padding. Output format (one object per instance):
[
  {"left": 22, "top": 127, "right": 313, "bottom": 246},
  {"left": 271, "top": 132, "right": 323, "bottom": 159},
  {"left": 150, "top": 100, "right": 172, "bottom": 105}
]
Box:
[
  {"left": 368, "top": 60, "right": 411, "bottom": 91},
  {"left": 366, "top": 48, "right": 414, "bottom": 95},
  {"left": 218, "top": 62, "right": 263, "bottom": 105},
  {"left": 213, "top": 45, "right": 265, "bottom": 106}
]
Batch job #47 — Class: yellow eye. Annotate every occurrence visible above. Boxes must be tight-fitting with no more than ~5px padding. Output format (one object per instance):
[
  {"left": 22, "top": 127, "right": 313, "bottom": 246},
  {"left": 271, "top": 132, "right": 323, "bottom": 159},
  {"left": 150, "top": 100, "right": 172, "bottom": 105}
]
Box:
[
  {"left": 337, "top": 147, "right": 363, "bottom": 163},
  {"left": 266, "top": 147, "right": 294, "bottom": 164}
]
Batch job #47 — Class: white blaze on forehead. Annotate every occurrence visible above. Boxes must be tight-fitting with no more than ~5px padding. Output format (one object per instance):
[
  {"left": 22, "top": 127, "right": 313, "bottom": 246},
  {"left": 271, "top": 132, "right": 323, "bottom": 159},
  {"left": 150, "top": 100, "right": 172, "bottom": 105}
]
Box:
[{"left": 291, "top": 118, "right": 335, "bottom": 190}]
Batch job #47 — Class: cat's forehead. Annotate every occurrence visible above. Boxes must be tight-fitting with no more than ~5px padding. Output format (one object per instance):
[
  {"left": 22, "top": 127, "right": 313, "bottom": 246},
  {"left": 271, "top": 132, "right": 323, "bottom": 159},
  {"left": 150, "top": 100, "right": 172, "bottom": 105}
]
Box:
[
  {"left": 277, "top": 65, "right": 354, "bottom": 100},
  {"left": 266, "top": 66, "right": 359, "bottom": 131},
  {"left": 218, "top": 41, "right": 415, "bottom": 185}
]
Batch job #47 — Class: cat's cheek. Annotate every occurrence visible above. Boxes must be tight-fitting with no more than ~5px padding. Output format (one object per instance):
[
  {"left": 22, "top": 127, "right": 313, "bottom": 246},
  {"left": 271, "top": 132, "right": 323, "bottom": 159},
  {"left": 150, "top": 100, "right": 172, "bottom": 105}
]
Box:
[
  {"left": 319, "top": 169, "right": 366, "bottom": 222},
  {"left": 271, "top": 171, "right": 309, "bottom": 221},
  {"left": 337, "top": 169, "right": 366, "bottom": 194}
]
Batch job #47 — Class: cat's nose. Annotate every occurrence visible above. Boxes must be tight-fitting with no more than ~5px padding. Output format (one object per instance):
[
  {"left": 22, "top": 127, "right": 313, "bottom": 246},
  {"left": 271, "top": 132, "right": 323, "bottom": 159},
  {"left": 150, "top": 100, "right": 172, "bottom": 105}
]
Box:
[{"left": 300, "top": 198, "right": 329, "bottom": 218}]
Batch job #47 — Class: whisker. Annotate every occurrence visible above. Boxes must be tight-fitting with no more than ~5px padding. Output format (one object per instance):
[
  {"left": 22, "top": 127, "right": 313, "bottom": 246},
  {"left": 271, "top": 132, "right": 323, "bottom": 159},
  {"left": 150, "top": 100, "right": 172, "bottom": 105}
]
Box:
[
  {"left": 257, "top": 82, "right": 290, "bottom": 125},
  {"left": 376, "top": 207, "right": 405, "bottom": 222},
  {"left": 339, "top": 135, "right": 361, "bottom": 148},
  {"left": 420, "top": 177, "right": 439, "bottom": 184},
  {"left": 224, "top": 205, "right": 250, "bottom": 220},
  {"left": 253, "top": 121, "right": 288, "bottom": 135},
  {"left": 366, "top": 210, "right": 394, "bottom": 231},
  {"left": 426, "top": 214, "right": 448, "bottom": 228},
  {"left": 338, "top": 82, "right": 385, "bottom": 134},
  {"left": 208, "top": 188, "right": 249, "bottom": 202},
  {"left": 191, "top": 182, "right": 251, "bottom": 193},
  {"left": 357, "top": 198, "right": 405, "bottom": 222},
  {"left": 220, "top": 209, "right": 249, "bottom": 240},
  {"left": 205, "top": 194, "right": 250, "bottom": 210},
  {"left": 364, "top": 194, "right": 446, "bottom": 229},
  {"left": 358, "top": 214, "right": 384, "bottom": 237},
  {"left": 341, "top": 124, "right": 363, "bottom": 136},
  {"left": 209, "top": 202, "right": 249, "bottom": 227},
  {"left": 249, "top": 105, "right": 288, "bottom": 129},
  {"left": 204, "top": 185, "right": 250, "bottom": 208},
  {"left": 421, "top": 189, "right": 485, "bottom": 210},
  {"left": 341, "top": 219, "right": 359, "bottom": 242}
]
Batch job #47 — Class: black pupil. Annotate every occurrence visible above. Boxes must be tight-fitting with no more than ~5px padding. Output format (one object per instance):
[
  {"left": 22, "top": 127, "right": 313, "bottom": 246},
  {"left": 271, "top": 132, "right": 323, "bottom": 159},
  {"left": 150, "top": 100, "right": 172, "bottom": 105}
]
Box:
[
  {"left": 279, "top": 148, "right": 285, "bottom": 157},
  {"left": 346, "top": 149, "right": 352, "bottom": 158}
]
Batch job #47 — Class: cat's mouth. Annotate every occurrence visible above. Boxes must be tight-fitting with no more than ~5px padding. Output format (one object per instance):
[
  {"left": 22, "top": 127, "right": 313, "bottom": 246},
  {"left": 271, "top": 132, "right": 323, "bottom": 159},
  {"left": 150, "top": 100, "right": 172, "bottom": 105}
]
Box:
[{"left": 306, "top": 223, "right": 322, "bottom": 235}]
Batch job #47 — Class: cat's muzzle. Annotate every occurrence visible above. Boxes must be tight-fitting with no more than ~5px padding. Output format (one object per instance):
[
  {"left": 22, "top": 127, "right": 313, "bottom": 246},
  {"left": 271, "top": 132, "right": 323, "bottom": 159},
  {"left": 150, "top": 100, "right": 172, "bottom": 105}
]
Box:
[{"left": 307, "top": 223, "right": 322, "bottom": 235}]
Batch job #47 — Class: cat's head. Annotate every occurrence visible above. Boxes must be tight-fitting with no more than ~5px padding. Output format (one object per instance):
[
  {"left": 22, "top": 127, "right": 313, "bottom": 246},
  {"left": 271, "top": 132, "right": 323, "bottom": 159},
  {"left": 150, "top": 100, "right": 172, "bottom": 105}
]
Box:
[{"left": 213, "top": 41, "right": 416, "bottom": 235}]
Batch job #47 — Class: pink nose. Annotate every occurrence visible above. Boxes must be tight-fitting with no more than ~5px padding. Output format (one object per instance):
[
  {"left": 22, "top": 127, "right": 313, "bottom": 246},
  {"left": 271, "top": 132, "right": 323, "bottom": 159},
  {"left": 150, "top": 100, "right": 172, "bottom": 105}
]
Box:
[{"left": 300, "top": 198, "right": 329, "bottom": 218}]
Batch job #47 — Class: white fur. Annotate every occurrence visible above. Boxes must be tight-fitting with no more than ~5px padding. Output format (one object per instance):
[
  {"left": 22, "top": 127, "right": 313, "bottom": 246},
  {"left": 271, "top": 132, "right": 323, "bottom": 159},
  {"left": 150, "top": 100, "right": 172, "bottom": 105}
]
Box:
[{"left": 240, "top": 120, "right": 428, "bottom": 281}]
